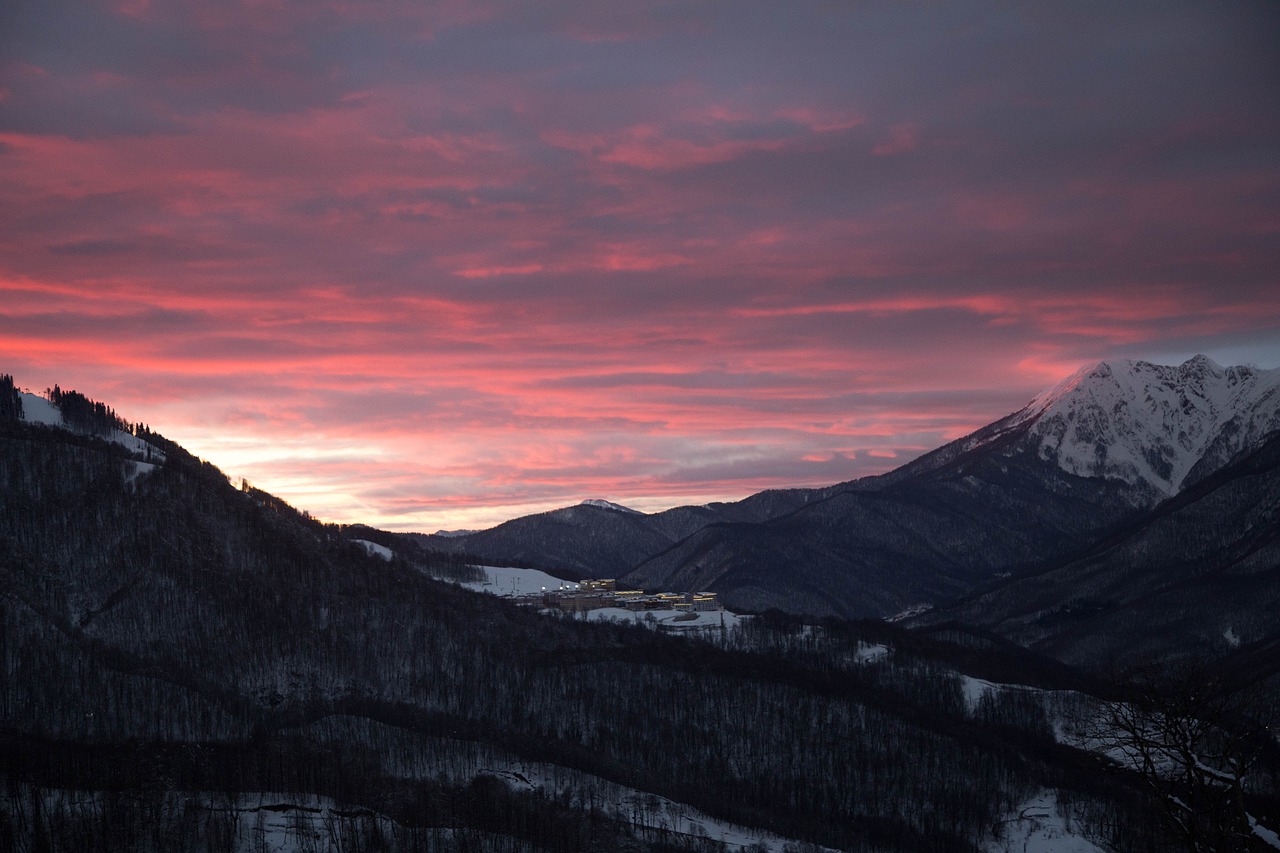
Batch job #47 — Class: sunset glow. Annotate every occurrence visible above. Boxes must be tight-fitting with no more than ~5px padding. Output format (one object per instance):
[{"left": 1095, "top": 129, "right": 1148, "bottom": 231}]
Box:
[{"left": 3, "top": 1, "right": 1279, "bottom": 530}]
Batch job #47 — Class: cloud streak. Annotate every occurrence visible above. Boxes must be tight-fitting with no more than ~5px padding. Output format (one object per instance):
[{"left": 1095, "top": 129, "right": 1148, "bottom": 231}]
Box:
[{"left": 2, "top": 0, "right": 1279, "bottom": 529}]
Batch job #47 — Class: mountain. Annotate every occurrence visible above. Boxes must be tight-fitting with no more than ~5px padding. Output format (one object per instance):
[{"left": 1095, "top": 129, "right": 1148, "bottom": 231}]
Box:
[
  {"left": 621, "top": 426, "right": 1144, "bottom": 618},
  {"left": 6, "top": 372, "right": 1280, "bottom": 851},
  {"left": 429, "top": 356, "right": 1280, "bottom": 623},
  {"left": 873, "top": 354, "right": 1280, "bottom": 498},
  {"left": 417, "top": 485, "right": 835, "bottom": 579},
  {"left": 998, "top": 355, "right": 1280, "bottom": 498},
  {"left": 578, "top": 498, "right": 642, "bottom": 514},
  {"left": 910, "top": 426, "right": 1280, "bottom": 671},
  {"left": 5, "top": 376, "right": 1203, "bottom": 851}
]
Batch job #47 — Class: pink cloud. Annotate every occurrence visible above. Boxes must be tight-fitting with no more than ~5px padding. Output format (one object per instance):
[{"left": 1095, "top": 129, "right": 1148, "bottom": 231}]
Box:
[
  {"left": 872, "top": 122, "right": 920, "bottom": 156},
  {"left": 2, "top": 1, "right": 1277, "bottom": 530},
  {"left": 454, "top": 263, "right": 546, "bottom": 278}
]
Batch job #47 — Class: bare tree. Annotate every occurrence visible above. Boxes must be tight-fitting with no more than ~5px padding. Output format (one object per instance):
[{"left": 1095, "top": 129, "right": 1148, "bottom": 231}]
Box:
[{"left": 1087, "top": 660, "right": 1277, "bottom": 853}]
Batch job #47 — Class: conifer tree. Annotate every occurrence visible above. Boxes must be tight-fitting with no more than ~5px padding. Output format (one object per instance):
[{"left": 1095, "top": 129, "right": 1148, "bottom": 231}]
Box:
[{"left": 0, "top": 374, "right": 22, "bottom": 421}]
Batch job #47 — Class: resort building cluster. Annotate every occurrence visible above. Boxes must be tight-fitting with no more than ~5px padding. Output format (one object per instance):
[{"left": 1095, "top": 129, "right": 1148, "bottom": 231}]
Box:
[{"left": 518, "top": 578, "right": 721, "bottom": 614}]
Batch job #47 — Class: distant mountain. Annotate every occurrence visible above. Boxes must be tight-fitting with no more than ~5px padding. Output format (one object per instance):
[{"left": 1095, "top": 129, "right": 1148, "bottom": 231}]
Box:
[
  {"left": 578, "top": 498, "right": 642, "bottom": 514},
  {"left": 417, "top": 485, "right": 835, "bottom": 579},
  {"left": 423, "top": 357, "right": 1280, "bottom": 625},
  {"left": 1000, "top": 355, "right": 1280, "bottom": 498}
]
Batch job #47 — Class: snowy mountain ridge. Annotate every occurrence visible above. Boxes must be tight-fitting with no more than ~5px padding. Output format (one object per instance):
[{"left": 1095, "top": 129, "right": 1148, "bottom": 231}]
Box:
[
  {"left": 580, "top": 498, "right": 643, "bottom": 514},
  {"left": 1007, "top": 355, "right": 1280, "bottom": 497}
]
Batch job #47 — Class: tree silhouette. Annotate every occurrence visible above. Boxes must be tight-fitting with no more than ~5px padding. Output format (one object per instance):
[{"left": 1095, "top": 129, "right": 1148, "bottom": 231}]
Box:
[
  {"left": 0, "top": 375, "right": 22, "bottom": 421},
  {"left": 1087, "top": 660, "right": 1277, "bottom": 853}
]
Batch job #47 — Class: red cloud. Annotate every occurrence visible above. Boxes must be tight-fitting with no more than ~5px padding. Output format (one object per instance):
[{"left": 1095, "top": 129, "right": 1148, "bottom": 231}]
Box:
[{"left": 2, "top": 2, "right": 1278, "bottom": 529}]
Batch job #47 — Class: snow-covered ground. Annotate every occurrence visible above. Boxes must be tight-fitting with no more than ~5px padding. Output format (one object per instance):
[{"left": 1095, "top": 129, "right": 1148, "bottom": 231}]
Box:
[
  {"left": 473, "top": 760, "right": 839, "bottom": 852},
  {"left": 353, "top": 539, "right": 393, "bottom": 560},
  {"left": 855, "top": 642, "right": 890, "bottom": 663},
  {"left": 985, "top": 790, "right": 1106, "bottom": 853},
  {"left": 583, "top": 605, "right": 744, "bottom": 631},
  {"left": 125, "top": 459, "right": 159, "bottom": 484},
  {"left": 461, "top": 564, "right": 578, "bottom": 595},
  {"left": 18, "top": 391, "right": 61, "bottom": 425},
  {"left": 1253, "top": 816, "right": 1280, "bottom": 850},
  {"left": 460, "top": 566, "right": 748, "bottom": 632},
  {"left": 18, "top": 389, "right": 165, "bottom": 463},
  {"left": 886, "top": 602, "right": 932, "bottom": 622},
  {"left": 959, "top": 674, "right": 998, "bottom": 713},
  {"left": 225, "top": 793, "right": 400, "bottom": 853},
  {"left": 1019, "top": 356, "right": 1280, "bottom": 496},
  {"left": 579, "top": 498, "right": 643, "bottom": 513}
]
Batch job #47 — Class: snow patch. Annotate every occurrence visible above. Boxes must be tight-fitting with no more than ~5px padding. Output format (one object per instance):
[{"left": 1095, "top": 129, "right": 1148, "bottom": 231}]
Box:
[
  {"left": 125, "top": 460, "right": 158, "bottom": 484},
  {"left": 432, "top": 528, "right": 477, "bottom": 538},
  {"left": 353, "top": 539, "right": 393, "bottom": 560},
  {"left": 959, "top": 675, "right": 996, "bottom": 713},
  {"left": 584, "top": 606, "right": 745, "bottom": 632},
  {"left": 18, "top": 391, "right": 61, "bottom": 425},
  {"left": 460, "top": 565, "right": 579, "bottom": 596},
  {"left": 855, "top": 642, "right": 890, "bottom": 663},
  {"left": 17, "top": 390, "right": 166, "bottom": 463},
  {"left": 1252, "top": 815, "right": 1280, "bottom": 850},
  {"left": 985, "top": 790, "right": 1107, "bottom": 853},
  {"left": 580, "top": 498, "right": 643, "bottom": 514},
  {"left": 886, "top": 602, "right": 932, "bottom": 622}
]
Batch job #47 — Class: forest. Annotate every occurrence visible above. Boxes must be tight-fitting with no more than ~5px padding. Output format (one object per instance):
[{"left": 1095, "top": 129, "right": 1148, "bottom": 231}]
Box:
[{"left": 2, "top": 396, "right": 1278, "bottom": 851}]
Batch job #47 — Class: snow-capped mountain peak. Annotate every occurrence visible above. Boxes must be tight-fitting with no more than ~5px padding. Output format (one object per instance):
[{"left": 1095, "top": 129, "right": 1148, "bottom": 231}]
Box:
[{"left": 1017, "top": 355, "right": 1280, "bottom": 496}]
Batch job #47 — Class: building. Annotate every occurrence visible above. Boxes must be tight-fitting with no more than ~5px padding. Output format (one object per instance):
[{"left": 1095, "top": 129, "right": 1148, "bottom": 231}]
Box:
[{"left": 529, "top": 579, "right": 722, "bottom": 615}]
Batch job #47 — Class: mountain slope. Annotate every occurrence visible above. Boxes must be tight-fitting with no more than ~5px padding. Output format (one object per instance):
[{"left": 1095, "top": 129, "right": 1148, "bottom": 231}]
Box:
[
  {"left": 879, "top": 355, "right": 1280, "bottom": 496},
  {"left": 624, "top": 434, "right": 1145, "bottom": 617},
  {"left": 1013, "top": 355, "right": 1280, "bottom": 497},
  {"left": 622, "top": 356, "right": 1280, "bottom": 618},
  {"left": 913, "top": 428, "right": 1280, "bottom": 670},
  {"left": 2, "top": 383, "right": 1147, "bottom": 852},
  {"left": 417, "top": 485, "right": 835, "bottom": 578}
]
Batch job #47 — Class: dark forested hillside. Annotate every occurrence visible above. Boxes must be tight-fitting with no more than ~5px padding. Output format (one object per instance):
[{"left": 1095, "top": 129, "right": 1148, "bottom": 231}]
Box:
[
  {"left": 1, "top": 401, "right": 1245, "bottom": 852},
  {"left": 416, "top": 486, "right": 836, "bottom": 580},
  {"left": 914, "top": 429, "right": 1280, "bottom": 672},
  {"left": 623, "top": 436, "right": 1149, "bottom": 619},
  {"left": 416, "top": 429, "right": 1152, "bottom": 621},
  {"left": 5, "top": 386, "right": 1280, "bottom": 851}
]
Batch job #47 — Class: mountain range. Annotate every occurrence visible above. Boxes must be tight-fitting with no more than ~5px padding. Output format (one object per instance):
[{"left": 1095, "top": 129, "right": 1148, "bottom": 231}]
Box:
[{"left": 421, "top": 356, "right": 1280, "bottom": 667}]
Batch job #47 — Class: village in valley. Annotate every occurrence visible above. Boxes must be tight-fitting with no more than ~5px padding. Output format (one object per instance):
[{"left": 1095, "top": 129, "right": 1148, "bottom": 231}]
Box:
[
  {"left": 459, "top": 567, "right": 736, "bottom": 630},
  {"left": 521, "top": 578, "right": 721, "bottom": 616}
]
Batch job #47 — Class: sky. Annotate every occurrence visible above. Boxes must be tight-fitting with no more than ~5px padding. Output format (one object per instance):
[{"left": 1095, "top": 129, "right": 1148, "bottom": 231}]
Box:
[{"left": 3, "top": 1, "right": 1279, "bottom": 532}]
